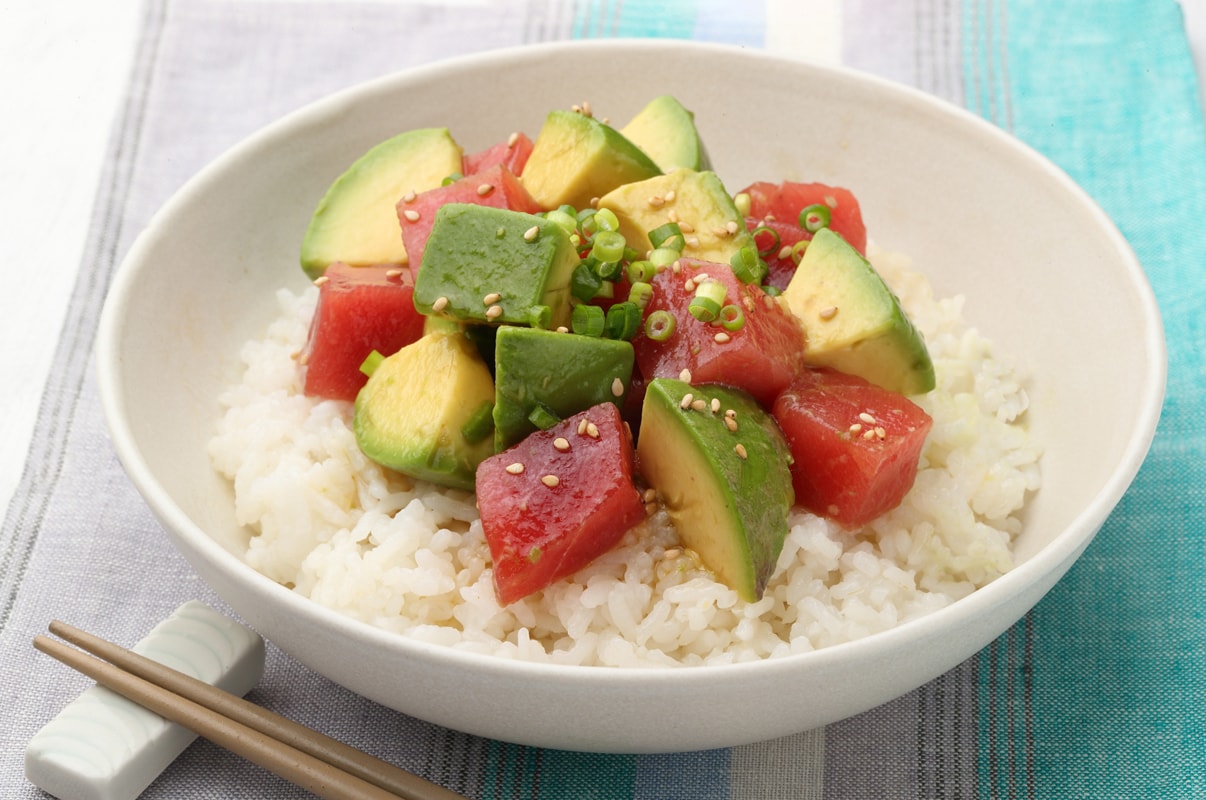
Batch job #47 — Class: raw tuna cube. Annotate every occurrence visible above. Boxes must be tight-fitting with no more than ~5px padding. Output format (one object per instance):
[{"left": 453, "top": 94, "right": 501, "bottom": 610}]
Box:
[
  {"left": 476, "top": 403, "right": 647, "bottom": 605},
  {"left": 634, "top": 258, "right": 807, "bottom": 407},
  {"left": 462, "top": 132, "right": 535, "bottom": 177},
  {"left": 397, "top": 164, "right": 542, "bottom": 278},
  {"left": 302, "top": 262, "right": 425, "bottom": 402},
  {"left": 772, "top": 368, "right": 933, "bottom": 528}
]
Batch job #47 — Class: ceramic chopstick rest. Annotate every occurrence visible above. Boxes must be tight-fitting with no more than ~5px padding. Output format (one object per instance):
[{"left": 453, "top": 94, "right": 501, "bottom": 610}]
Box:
[{"left": 26, "top": 601, "right": 265, "bottom": 800}]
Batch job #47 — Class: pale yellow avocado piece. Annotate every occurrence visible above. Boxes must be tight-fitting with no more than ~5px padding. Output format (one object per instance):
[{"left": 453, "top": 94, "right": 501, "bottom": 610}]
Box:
[
  {"left": 300, "top": 128, "right": 463, "bottom": 279},
  {"left": 597, "top": 169, "right": 754, "bottom": 265},
  {"left": 620, "top": 95, "right": 711, "bottom": 172},
  {"left": 353, "top": 330, "right": 495, "bottom": 491},
  {"left": 521, "top": 110, "right": 662, "bottom": 210},
  {"left": 781, "top": 228, "right": 935, "bottom": 395}
]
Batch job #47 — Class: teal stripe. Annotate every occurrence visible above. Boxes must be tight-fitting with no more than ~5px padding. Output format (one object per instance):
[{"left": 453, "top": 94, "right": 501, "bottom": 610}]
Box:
[
  {"left": 968, "top": 0, "right": 1206, "bottom": 797},
  {"left": 572, "top": 0, "right": 703, "bottom": 40},
  {"left": 536, "top": 749, "right": 638, "bottom": 798}
]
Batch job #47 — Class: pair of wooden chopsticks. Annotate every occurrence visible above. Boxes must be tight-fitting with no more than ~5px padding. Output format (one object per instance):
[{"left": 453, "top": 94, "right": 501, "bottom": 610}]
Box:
[{"left": 34, "top": 622, "right": 468, "bottom": 800}]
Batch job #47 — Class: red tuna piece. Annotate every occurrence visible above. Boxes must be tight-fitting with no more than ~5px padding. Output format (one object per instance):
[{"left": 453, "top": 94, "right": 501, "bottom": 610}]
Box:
[
  {"left": 462, "top": 132, "right": 535, "bottom": 177},
  {"left": 476, "top": 403, "right": 647, "bottom": 605},
  {"left": 741, "top": 180, "right": 868, "bottom": 290},
  {"left": 634, "top": 258, "right": 808, "bottom": 407},
  {"left": 772, "top": 368, "right": 932, "bottom": 528},
  {"left": 397, "top": 164, "right": 542, "bottom": 278},
  {"left": 302, "top": 262, "right": 425, "bottom": 402}
]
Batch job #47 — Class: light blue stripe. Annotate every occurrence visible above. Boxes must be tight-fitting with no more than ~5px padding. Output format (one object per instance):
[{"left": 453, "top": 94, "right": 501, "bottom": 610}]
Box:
[
  {"left": 971, "top": 0, "right": 1206, "bottom": 796},
  {"left": 570, "top": 0, "right": 764, "bottom": 44}
]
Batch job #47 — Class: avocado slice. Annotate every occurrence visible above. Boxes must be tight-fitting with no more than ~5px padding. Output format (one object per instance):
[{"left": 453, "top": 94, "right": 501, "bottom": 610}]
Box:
[
  {"left": 492, "top": 326, "right": 634, "bottom": 450},
  {"left": 597, "top": 169, "right": 754, "bottom": 265},
  {"left": 781, "top": 228, "right": 935, "bottom": 395},
  {"left": 353, "top": 330, "right": 495, "bottom": 491},
  {"left": 620, "top": 95, "right": 711, "bottom": 172},
  {"left": 521, "top": 109, "right": 662, "bottom": 210},
  {"left": 637, "top": 379, "right": 794, "bottom": 602},
  {"left": 414, "top": 204, "right": 579, "bottom": 331},
  {"left": 300, "top": 128, "right": 463, "bottom": 279}
]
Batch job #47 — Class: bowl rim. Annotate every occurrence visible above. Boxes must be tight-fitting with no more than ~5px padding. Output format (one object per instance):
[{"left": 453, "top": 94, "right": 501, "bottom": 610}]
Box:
[{"left": 97, "top": 38, "right": 1168, "bottom": 686}]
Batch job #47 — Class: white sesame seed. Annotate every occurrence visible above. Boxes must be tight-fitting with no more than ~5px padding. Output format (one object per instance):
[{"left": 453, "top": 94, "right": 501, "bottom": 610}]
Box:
[
  {"left": 432, "top": 296, "right": 449, "bottom": 312},
  {"left": 725, "top": 220, "right": 740, "bottom": 235},
  {"left": 710, "top": 398, "right": 720, "bottom": 413},
  {"left": 859, "top": 412, "right": 877, "bottom": 425},
  {"left": 385, "top": 268, "right": 404, "bottom": 278},
  {"left": 556, "top": 326, "right": 569, "bottom": 333},
  {"left": 507, "top": 131, "right": 520, "bottom": 147},
  {"left": 663, "top": 547, "right": 682, "bottom": 559},
  {"left": 714, "top": 332, "right": 731, "bottom": 343},
  {"left": 735, "top": 443, "right": 748, "bottom": 460},
  {"left": 671, "top": 260, "right": 682, "bottom": 274},
  {"left": 678, "top": 221, "right": 695, "bottom": 234},
  {"left": 863, "top": 429, "right": 877, "bottom": 440},
  {"left": 680, "top": 393, "right": 694, "bottom": 409},
  {"left": 611, "top": 377, "right": 624, "bottom": 397},
  {"left": 402, "top": 190, "right": 417, "bottom": 203},
  {"left": 691, "top": 399, "right": 708, "bottom": 412},
  {"left": 578, "top": 418, "right": 589, "bottom": 435},
  {"left": 819, "top": 306, "right": 839, "bottom": 321},
  {"left": 483, "top": 292, "right": 502, "bottom": 305},
  {"left": 849, "top": 423, "right": 863, "bottom": 434},
  {"left": 313, "top": 275, "right": 329, "bottom": 287},
  {"left": 684, "top": 278, "right": 696, "bottom": 292},
  {"left": 585, "top": 422, "right": 599, "bottom": 439},
  {"left": 778, "top": 245, "right": 793, "bottom": 260},
  {"left": 685, "top": 235, "right": 700, "bottom": 248},
  {"left": 876, "top": 426, "right": 887, "bottom": 439},
  {"left": 679, "top": 368, "right": 692, "bottom": 383},
  {"left": 297, "top": 351, "right": 310, "bottom": 366},
  {"left": 553, "top": 437, "right": 571, "bottom": 452},
  {"left": 477, "top": 183, "right": 494, "bottom": 197},
  {"left": 649, "top": 195, "right": 665, "bottom": 208},
  {"left": 485, "top": 304, "right": 503, "bottom": 320},
  {"left": 541, "top": 475, "right": 560, "bottom": 488},
  {"left": 664, "top": 190, "right": 676, "bottom": 202},
  {"left": 505, "top": 462, "right": 525, "bottom": 475},
  {"left": 402, "top": 209, "right": 420, "bottom": 222},
  {"left": 724, "top": 416, "right": 738, "bottom": 432},
  {"left": 582, "top": 100, "right": 593, "bottom": 117},
  {"left": 642, "top": 488, "right": 657, "bottom": 503},
  {"left": 667, "top": 209, "right": 679, "bottom": 223},
  {"left": 523, "top": 225, "right": 539, "bottom": 242}
]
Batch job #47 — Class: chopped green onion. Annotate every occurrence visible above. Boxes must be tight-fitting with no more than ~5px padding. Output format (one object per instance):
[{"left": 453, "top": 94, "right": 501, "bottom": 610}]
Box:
[
  {"left": 593, "top": 207, "right": 621, "bottom": 233},
  {"left": 594, "top": 280, "right": 616, "bottom": 299},
  {"left": 733, "top": 192, "right": 752, "bottom": 217},
  {"left": 441, "top": 172, "right": 463, "bottom": 186},
  {"left": 649, "top": 247, "right": 680, "bottom": 269},
  {"left": 528, "top": 404, "right": 561, "bottom": 430},
  {"left": 627, "top": 281, "right": 654, "bottom": 309},
  {"left": 571, "top": 261, "right": 603, "bottom": 301},
  {"left": 689, "top": 280, "right": 727, "bottom": 322},
  {"left": 790, "top": 239, "right": 810, "bottom": 265},
  {"left": 719, "top": 304, "right": 746, "bottom": 331},
  {"left": 644, "top": 310, "right": 677, "bottom": 342},
  {"left": 605, "top": 301, "right": 643, "bottom": 340},
  {"left": 591, "top": 230, "right": 626, "bottom": 263},
  {"left": 798, "top": 203, "right": 832, "bottom": 233},
  {"left": 571, "top": 303, "right": 606, "bottom": 337},
  {"left": 762, "top": 284, "right": 782, "bottom": 297},
  {"left": 596, "top": 259, "right": 624, "bottom": 282},
  {"left": 626, "top": 260, "right": 658, "bottom": 283},
  {"left": 528, "top": 305, "right": 552, "bottom": 329},
  {"left": 460, "top": 400, "right": 496, "bottom": 444},
  {"left": 577, "top": 208, "right": 599, "bottom": 238},
  {"left": 546, "top": 208, "right": 578, "bottom": 235},
  {"left": 730, "top": 245, "right": 767, "bottom": 284},
  {"left": 648, "top": 222, "right": 685, "bottom": 252},
  {"left": 358, "top": 349, "right": 385, "bottom": 378},
  {"left": 623, "top": 246, "right": 641, "bottom": 263},
  {"left": 751, "top": 225, "right": 780, "bottom": 257}
]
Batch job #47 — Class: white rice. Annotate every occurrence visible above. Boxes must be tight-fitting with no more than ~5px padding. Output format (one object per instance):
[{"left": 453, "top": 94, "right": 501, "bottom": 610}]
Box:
[{"left": 208, "top": 246, "right": 1041, "bottom": 667}]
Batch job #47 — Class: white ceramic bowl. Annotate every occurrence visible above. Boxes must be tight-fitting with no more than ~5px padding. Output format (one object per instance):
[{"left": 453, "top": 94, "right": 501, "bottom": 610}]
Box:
[{"left": 97, "top": 40, "right": 1165, "bottom": 753}]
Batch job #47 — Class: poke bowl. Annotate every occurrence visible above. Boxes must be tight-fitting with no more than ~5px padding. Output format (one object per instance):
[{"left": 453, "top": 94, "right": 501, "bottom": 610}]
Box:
[{"left": 96, "top": 40, "right": 1165, "bottom": 753}]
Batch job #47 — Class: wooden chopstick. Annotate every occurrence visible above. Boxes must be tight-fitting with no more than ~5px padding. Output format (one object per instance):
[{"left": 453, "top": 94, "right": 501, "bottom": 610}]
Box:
[{"left": 34, "top": 624, "right": 468, "bottom": 800}]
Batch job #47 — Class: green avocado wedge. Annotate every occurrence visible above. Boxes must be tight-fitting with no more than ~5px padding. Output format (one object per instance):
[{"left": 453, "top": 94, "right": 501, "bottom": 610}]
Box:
[
  {"left": 521, "top": 109, "right": 662, "bottom": 210},
  {"left": 620, "top": 94, "right": 711, "bottom": 173},
  {"left": 637, "top": 379, "right": 795, "bottom": 602},
  {"left": 781, "top": 228, "right": 935, "bottom": 395},
  {"left": 300, "top": 128, "right": 463, "bottom": 280}
]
